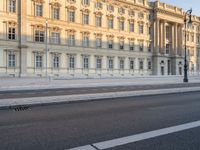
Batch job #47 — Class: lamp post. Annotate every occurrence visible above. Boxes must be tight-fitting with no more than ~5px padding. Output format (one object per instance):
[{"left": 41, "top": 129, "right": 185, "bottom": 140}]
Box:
[
  {"left": 183, "top": 8, "right": 192, "bottom": 83},
  {"left": 45, "top": 19, "right": 48, "bottom": 79}
]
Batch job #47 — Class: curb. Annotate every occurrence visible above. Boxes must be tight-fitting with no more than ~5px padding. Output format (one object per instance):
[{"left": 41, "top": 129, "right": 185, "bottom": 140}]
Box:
[{"left": 1, "top": 87, "right": 200, "bottom": 110}]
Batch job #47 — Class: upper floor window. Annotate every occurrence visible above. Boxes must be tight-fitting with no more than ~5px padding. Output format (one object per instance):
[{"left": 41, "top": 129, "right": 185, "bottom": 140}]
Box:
[
  {"left": 96, "top": 58, "right": 102, "bottom": 69},
  {"left": 8, "top": 27, "right": 16, "bottom": 40},
  {"left": 119, "top": 21, "right": 124, "bottom": 31},
  {"left": 83, "top": 56, "right": 89, "bottom": 69},
  {"left": 139, "top": 24, "right": 144, "bottom": 34},
  {"left": 108, "top": 58, "right": 113, "bottom": 69},
  {"left": 52, "top": 7, "right": 60, "bottom": 19},
  {"left": 138, "top": 0, "right": 144, "bottom": 4},
  {"left": 166, "top": 26, "right": 171, "bottom": 41},
  {"left": 130, "top": 60, "right": 134, "bottom": 70},
  {"left": 129, "top": 23, "right": 134, "bottom": 32},
  {"left": 119, "top": 59, "right": 124, "bottom": 70},
  {"left": 96, "top": 38, "right": 102, "bottom": 48},
  {"left": 108, "top": 18, "right": 114, "bottom": 29},
  {"left": 82, "top": 0, "right": 90, "bottom": 5},
  {"left": 35, "top": 4, "right": 43, "bottom": 17},
  {"left": 35, "top": 30, "right": 45, "bottom": 43},
  {"left": 129, "top": 10, "right": 135, "bottom": 17},
  {"left": 53, "top": 55, "right": 60, "bottom": 68},
  {"left": 166, "top": 44, "right": 171, "bottom": 54},
  {"left": 148, "top": 60, "right": 152, "bottom": 70},
  {"left": 82, "top": 36, "right": 89, "bottom": 47},
  {"left": 129, "top": 41, "right": 134, "bottom": 51},
  {"left": 8, "top": 52, "right": 16, "bottom": 67},
  {"left": 9, "top": 0, "right": 16, "bottom": 13},
  {"left": 95, "top": 2, "right": 102, "bottom": 9},
  {"left": 83, "top": 14, "right": 89, "bottom": 24},
  {"left": 108, "top": 40, "right": 113, "bottom": 49},
  {"left": 138, "top": 12, "right": 144, "bottom": 18},
  {"left": 68, "top": 34, "right": 75, "bottom": 46},
  {"left": 69, "top": 56, "right": 75, "bottom": 69},
  {"left": 68, "top": 11, "right": 75, "bottom": 22},
  {"left": 119, "top": 41, "right": 124, "bottom": 50},
  {"left": 107, "top": 5, "right": 114, "bottom": 12},
  {"left": 139, "top": 42, "right": 144, "bottom": 51},
  {"left": 95, "top": 16, "right": 102, "bottom": 27},
  {"left": 118, "top": 7, "right": 125, "bottom": 14},
  {"left": 139, "top": 60, "right": 144, "bottom": 70},
  {"left": 51, "top": 32, "right": 60, "bottom": 44},
  {"left": 148, "top": 43, "right": 151, "bottom": 52}
]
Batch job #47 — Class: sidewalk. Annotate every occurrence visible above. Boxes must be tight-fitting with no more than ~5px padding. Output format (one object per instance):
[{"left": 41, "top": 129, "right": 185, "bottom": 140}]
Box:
[
  {"left": 1, "top": 75, "right": 200, "bottom": 91},
  {"left": 0, "top": 76, "right": 200, "bottom": 110}
]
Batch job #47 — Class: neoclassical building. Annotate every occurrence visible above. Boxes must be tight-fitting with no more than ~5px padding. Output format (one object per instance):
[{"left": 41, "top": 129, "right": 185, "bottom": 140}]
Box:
[{"left": 0, "top": 0, "right": 200, "bottom": 77}]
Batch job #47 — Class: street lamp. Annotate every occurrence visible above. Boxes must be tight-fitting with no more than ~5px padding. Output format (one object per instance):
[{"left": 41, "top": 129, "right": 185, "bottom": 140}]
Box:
[
  {"left": 183, "top": 8, "right": 192, "bottom": 83},
  {"left": 45, "top": 19, "right": 48, "bottom": 79}
]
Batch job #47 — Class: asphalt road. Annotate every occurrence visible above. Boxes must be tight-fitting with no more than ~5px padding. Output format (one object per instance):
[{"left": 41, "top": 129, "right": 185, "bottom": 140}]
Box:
[
  {"left": 0, "top": 83, "right": 200, "bottom": 99},
  {"left": 1, "top": 92, "right": 200, "bottom": 150}
]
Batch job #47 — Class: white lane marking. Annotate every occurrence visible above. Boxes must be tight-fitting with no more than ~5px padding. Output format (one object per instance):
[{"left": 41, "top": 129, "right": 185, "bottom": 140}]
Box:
[
  {"left": 70, "top": 120, "right": 200, "bottom": 150},
  {"left": 67, "top": 145, "right": 96, "bottom": 150}
]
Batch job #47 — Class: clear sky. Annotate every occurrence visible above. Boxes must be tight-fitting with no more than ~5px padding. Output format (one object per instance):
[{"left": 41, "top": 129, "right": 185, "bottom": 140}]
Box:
[{"left": 151, "top": 0, "right": 200, "bottom": 16}]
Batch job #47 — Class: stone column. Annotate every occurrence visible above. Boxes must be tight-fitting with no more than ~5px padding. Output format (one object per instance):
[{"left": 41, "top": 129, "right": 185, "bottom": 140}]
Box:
[
  {"left": 174, "top": 23, "right": 178, "bottom": 56},
  {"left": 171, "top": 25, "right": 175, "bottom": 55},
  {"left": 156, "top": 19, "right": 160, "bottom": 54},
  {"left": 159, "top": 21, "right": 163, "bottom": 54},
  {"left": 163, "top": 20, "right": 166, "bottom": 54}
]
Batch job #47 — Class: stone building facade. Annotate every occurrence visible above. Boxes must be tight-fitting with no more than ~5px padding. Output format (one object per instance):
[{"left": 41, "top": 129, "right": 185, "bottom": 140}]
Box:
[{"left": 0, "top": 0, "right": 200, "bottom": 77}]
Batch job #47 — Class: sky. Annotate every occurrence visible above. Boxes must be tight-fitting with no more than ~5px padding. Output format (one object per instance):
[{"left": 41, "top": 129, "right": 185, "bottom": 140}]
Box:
[{"left": 151, "top": 0, "right": 200, "bottom": 16}]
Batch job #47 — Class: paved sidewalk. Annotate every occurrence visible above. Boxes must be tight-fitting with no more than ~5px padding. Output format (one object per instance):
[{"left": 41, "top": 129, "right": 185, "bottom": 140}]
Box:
[{"left": 1, "top": 75, "right": 200, "bottom": 91}]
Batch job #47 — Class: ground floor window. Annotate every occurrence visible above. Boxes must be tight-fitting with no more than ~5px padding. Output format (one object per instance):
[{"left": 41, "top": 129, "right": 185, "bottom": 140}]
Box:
[
  {"left": 53, "top": 55, "right": 59, "bottom": 68},
  {"left": 36, "top": 55, "right": 42, "bottom": 68},
  {"left": 8, "top": 52, "right": 16, "bottom": 67}
]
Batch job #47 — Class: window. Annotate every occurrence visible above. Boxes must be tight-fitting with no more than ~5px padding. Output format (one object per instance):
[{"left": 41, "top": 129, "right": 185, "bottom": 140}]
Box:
[
  {"left": 118, "top": 7, "right": 125, "bottom": 14},
  {"left": 8, "top": 53, "right": 16, "bottom": 67},
  {"left": 96, "top": 58, "right": 102, "bottom": 69},
  {"left": 119, "top": 21, "right": 124, "bottom": 31},
  {"left": 148, "top": 43, "right": 151, "bottom": 52},
  {"left": 95, "top": 2, "right": 102, "bottom": 9},
  {"left": 36, "top": 55, "right": 42, "bottom": 68},
  {"left": 139, "top": 60, "right": 143, "bottom": 70},
  {"left": 51, "top": 32, "right": 60, "bottom": 44},
  {"left": 108, "top": 58, "right": 113, "bottom": 69},
  {"left": 35, "top": 4, "right": 43, "bottom": 17},
  {"left": 83, "top": 14, "right": 89, "bottom": 24},
  {"left": 108, "top": 19, "right": 113, "bottom": 29},
  {"left": 119, "top": 59, "right": 124, "bottom": 70},
  {"left": 96, "top": 16, "right": 102, "bottom": 27},
  {"left": 68, "top": 34, "right": 75, "bottom": 46},
  {"left": 197, "top": 35, "right": 200, "bottom": 44},
  {"left": 52, "top": 7, "right": 59, "bottom": 19},
  {"left": 107, "top": 5, "right": 114, "bottom": 12},
  {"left": 35, "top": 30, "right": 45, "bottom": 42},
  {"left": 68, "top": 11, "right": 75, "bottom": 22},
  {"left": 129, "top": 23, "right": 134, "bottom": 32},
  {"left": 130, "top": 60, "right": 134, "bottom": 70},
  {"left": 138, "top": 12, "right": 144, "bottom": 18},
  {"left": 166, "top": 44, "right": 170, "bottom": 54},
  {"left": 69, "top": 56, "right": 75, "bottom": 69},
  {"left": 83, "top": 36, "right": 89, "bottom": 47},
  {"left": 138, "top": 0, "right": 144, "bottom": 4},
  {"left": 83, "top": 57, "right": 89, "bottom": 69},
  {"left": 148, "top": 61, "right": 152, "bottom": 70},
  {"left": 187, "top": 34, "right": 189, "bottom": 41},
  {"left": 139, "top": 42, "right": 143, "bottom": 51},
  {"left": 129, "top": 42, "right": 134, "bottom": 51},
  {"left": 139, "top": 24, "right": 143, "bottom": 34},
  {"left": 8, "top": 27, "right": 16, "bottom": 40},
  {"left": 166, "top": 26, "right": 171, "bottom": 40},
  {"left": 129, "top": 10, "right": 135, "bottom": 17},
  {"left": 108, "top": 40, "right": 113, "bottom": 49},
  {"left": 119, "top": 41, "right": 124, "bottom": 50},
  {"left": 96, "top": 38, "right": 102, "bottom": 48},
  {"left": 82, "top": 0, "right": 90, "bottom": 5},
  {"left": 9, "top": 0, "right": 16, "bottom": 13},
  {"left": 191, "top": 34, "right": 194, "bottom": 42},
  {"left": 53, "top": 56, "right": 59, "bottom": 68}
]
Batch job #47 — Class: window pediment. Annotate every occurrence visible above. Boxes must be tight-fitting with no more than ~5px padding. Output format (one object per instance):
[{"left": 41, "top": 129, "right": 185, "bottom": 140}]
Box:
[
  {"left": 50, "top": 26, "right": 61, "bottom": 32},
  {"left": 7, "top": 20, "right": 17, "bottom": 26},
  {"left": 32, "top": 0, "right": 45, "bottom": 3},
  {"left": 32, "top": 24, "right": 45, "bottom": 30},
  {"left": 49, "top": 0, "right": 62, "bottom": 7},
  {"left": 94, "top": 11, "right": 103, "bottom": 16},
  {"left": 106, "top": 34, "right": 114, "bottom": 39},
  {"left": 106, "top": 14, "right": 114, "bottom": 19},
  {"left": 117, "top": 16, "right": 125, "bottom": 21},
  {"left": 66, "top": 5, "right": 77, "bottom": 10}
]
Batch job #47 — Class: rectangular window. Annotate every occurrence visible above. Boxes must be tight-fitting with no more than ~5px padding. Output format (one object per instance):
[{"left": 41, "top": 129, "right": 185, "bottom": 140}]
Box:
[
  {"left": 139, "top": 24, "right": 143, "bottom": 34},
  {"left": 139, "top": 61, "right": 143, "bottom": 70},
  {"left": 53, "top": 7, "right": 59, "bottom": 19},
  {"left": 9, "top": 0, "right": 16, "bottom": 13},
  {"left": 166, "top": 44, "right": 170, "bottom": 54},
  {"left": 148, "top": 43, "right": 151, "bottom": 52},
  {"left": 108, "top": 19, "right": 113, "bottom": 29},
  {"left": 95, "top": 2, "right": 102, "bottom": 9},
  {"left": 83, "top": 36, "right": 89, "bottom": 47},
  {"left": 68, "top": 11, "right": 75, "bottom": 22},
  {"left": 82, "top": 0, "right": 90, "bottom": 5},
  {"left": 139, "top": 42, "right": 143, "bottom": 51},
  {"left": 119, "top": 21, "right": 124, "bottom": 31},
  {"left": 119, "top": 41, "right": 124, "bottom": 50},
  {"left": 96, "top": 38, "right": 102, "bottom": 48},
  {"left": 36, "top": 55, "right": 42, "bottom": 68},
  {"left": 108, "top": 40, "right": 113, "bottom": 49},
  {"left": 68, "top": 35, "right": 75, "bottom": 46},
  {"left": 8, "top": 53, "right": 16, "bottom": 67},
  {"left": 51, "top": 32, "right": 60, "bottom": 44},
  {"left": 8, "top": 27, "right": 16, "bottom": 40},
  {"left": 129, "top": 23, "right": 134, "bottom": 32},
  {"left": 129, "top": 42, "right": 134, "bottom": 51},
  {"left": 148, "top": 61, "right": 152, "bottom": 70},
  {"left": 83, "top": 14, "right": 89, "bottom": 24},
  {"left": 130, "top": 60, "right": 134, "bottom": 70},
  {"left": 35, "top": 4, "right": 43, "bottom": 16},
  {"left": 107, "top": 5, "right": 114, "bottom": 12},
  {"left": 96, "top": 16, "right": 102, "bottom": 27},
  {"left": 119, "top": 59, "right": 124, "bottom": 70},
  {"left": 83, "top": 57, "right": 89, "bottom": 69},
  {"left": 35, "top": 30, "right": 45, "bottom": 42},
  {"left": 69, "top": 56, "right": 75, "bottom": 69},
  {"left": 108, "top": 59, "right": 113, "bottom": 69},
  {"left": 96, "top": 58, "right": 102, "bottom": 69},
  {"left": 53, "top": 56, "right": 59, "bottom": 68}
]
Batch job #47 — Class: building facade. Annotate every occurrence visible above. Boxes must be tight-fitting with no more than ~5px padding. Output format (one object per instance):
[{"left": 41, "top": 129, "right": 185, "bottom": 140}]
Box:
[{"left": 0, "top": 0, "right": 200, "bottom": 77}]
